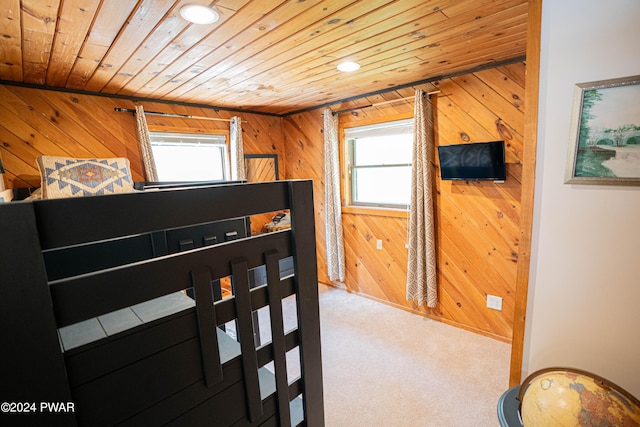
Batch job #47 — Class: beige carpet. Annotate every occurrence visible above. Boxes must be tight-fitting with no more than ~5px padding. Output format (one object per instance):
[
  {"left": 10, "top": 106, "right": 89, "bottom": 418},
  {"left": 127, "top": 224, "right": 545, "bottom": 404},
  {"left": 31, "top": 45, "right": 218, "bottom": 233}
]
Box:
[
  {"left": 316, "top": 285, "right": 510, "bottom": 426},
  {"left": 259, "top": 284, "right": 511, "bottom": 426}
]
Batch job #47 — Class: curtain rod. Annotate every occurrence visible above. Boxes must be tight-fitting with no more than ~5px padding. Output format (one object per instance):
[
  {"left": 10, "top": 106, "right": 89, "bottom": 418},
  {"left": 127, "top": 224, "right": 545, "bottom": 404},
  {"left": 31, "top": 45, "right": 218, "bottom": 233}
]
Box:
[
  {"left": 114, "top": 108, "right": 246, "bottom": 123},
  {"left": 330, "top": 90, "right": 441, "bottom": 116}
]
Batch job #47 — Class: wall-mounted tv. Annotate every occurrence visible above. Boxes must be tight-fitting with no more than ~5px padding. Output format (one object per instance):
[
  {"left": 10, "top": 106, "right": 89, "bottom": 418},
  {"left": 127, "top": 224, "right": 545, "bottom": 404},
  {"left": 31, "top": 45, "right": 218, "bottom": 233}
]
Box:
[{"left": 437, "top": 141, "right": 506, "bottom": 181}]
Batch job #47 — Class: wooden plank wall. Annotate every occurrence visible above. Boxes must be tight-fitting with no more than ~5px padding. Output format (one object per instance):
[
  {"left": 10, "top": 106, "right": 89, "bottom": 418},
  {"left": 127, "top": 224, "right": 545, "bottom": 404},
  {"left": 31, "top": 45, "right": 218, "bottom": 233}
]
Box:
[
  {"left": 283, "top": 62, "right": 525, "bottom": 341},
  {"left": 0, "top": 85, "right": 284, "bottom": 233},
  {"left": 0, "top": 61, "right": 525, "bottom": 342},
  {"left": 0, "top": 84, "right": 284, "bottom": 187}
]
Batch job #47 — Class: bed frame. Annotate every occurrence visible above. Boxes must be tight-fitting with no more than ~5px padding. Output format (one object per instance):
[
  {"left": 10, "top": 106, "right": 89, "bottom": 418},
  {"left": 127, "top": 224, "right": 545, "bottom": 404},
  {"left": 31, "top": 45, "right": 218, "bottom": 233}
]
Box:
[{"left": 0, "top": 180, "right": 324, "bottom": 426}]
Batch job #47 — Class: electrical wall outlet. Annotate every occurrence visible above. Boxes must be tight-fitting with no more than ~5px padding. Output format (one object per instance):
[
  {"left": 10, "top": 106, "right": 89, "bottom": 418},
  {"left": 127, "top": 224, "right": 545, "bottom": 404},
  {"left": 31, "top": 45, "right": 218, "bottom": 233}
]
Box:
[
  {"left": 376, "top": 239, "right": 383, "bottom": 250},
  {"left": 487, "top": 295, "right": 502, "bottom": 311}
]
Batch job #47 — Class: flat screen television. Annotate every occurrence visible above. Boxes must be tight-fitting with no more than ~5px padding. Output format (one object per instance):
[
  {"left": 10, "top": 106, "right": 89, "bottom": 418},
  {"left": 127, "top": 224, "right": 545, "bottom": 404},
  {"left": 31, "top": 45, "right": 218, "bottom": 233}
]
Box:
[{"left": 437, "top": 141, "right": 506, "bottom": 181}]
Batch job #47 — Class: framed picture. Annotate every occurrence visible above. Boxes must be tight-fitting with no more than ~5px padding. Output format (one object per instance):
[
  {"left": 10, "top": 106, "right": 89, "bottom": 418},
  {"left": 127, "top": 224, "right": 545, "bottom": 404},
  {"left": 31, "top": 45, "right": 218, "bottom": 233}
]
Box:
[
  {"left": 565, "top": 75, "right": 640, "bottom": 185},
  {"left": 244, "top": 154, "right": 279, "bottom": 182}
]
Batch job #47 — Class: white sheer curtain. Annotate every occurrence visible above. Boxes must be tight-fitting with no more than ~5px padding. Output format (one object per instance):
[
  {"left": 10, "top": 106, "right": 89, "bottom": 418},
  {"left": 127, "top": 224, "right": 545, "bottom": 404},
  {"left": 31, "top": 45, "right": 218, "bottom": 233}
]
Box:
[
  {"left": 406, "top": 89, "right": 438, "bottom": 307},
  {"left": 230, "top": 116, "right": 245, "bottom": 181},
  {"left": 324, "top": 109, "right": 346, "bottom": 282},
  {"left": 134, "top": 104, "right": 158, "bottom": 181}
]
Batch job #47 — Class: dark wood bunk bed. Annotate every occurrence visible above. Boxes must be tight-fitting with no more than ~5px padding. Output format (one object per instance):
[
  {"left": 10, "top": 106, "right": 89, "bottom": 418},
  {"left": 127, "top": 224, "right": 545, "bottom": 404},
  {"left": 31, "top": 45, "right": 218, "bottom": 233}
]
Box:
[{"left": 0, "top": 180, "right": 324, "bottom": 426}]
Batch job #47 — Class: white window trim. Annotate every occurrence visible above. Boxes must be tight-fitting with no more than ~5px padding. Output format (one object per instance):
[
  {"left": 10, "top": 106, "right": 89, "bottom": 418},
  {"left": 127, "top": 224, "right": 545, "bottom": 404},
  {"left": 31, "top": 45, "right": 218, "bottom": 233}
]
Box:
[
  {"left": 343, "top": 118, "right": 414, "bottom": 209},
  {"left": 149, "top": 131, "right": 230, "bottom": 182}
]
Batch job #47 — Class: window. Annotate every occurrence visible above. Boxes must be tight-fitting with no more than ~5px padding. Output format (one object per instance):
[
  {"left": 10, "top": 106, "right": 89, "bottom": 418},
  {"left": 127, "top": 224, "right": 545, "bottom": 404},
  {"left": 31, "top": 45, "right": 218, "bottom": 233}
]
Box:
[
  {"left": 345, "top": 118, "right": 413, "bottom": 208},
  {"left": 149, "top": 132, "right": 229, "bottom": 181}
]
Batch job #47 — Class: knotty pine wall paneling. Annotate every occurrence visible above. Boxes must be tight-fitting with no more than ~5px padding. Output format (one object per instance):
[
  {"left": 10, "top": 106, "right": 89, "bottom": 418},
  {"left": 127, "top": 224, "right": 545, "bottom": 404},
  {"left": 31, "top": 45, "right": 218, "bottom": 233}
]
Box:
[
  {"left": 282, "top": 110, "right": 329, "bottom": 283},
  {"left": 0, "top": 85, "right": 285, "bottom": 192},
  {"left": 284, "top": 62, "right": 526, "bottom": 341}
]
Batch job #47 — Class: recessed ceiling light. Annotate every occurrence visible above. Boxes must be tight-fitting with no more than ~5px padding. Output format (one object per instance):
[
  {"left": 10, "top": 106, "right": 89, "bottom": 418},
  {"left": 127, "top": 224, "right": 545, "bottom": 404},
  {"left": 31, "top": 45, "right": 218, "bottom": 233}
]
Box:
[
  {"left": 337, "top": 61, "right": 361, "bottom": 72},
  {"left": 180, "top": 4, "right": 219, "bottom": 25}
]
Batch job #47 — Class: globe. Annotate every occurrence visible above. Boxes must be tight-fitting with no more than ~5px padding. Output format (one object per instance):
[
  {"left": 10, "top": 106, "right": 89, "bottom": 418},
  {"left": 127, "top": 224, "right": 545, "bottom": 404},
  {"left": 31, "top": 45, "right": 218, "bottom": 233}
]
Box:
[{"left": 519, "top": 368, "right": 640, "bottom": 426}]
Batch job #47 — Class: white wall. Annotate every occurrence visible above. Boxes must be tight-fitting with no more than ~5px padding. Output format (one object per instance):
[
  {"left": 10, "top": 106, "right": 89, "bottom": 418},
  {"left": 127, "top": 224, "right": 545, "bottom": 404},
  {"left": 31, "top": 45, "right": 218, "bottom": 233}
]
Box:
[{"left": 524, "top": 0, "right": 640, "bottom": 396}]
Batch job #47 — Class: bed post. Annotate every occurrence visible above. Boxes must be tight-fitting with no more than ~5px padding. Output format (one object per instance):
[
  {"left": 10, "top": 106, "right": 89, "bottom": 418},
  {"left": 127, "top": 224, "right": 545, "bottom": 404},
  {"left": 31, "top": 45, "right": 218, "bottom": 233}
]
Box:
[
  {"left": 0, "top": 203, "right": 75, "bottom": 426},
  {"left": 288, "top": 180, "right": 325, "bottom": 426}
]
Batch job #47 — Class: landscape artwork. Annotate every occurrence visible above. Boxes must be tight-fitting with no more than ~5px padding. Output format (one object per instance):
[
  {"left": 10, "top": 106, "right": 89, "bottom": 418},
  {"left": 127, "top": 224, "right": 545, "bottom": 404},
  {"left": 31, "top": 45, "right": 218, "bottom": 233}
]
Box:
[{"left": 565, "top": 75, "right": 640, "bottom": 185}]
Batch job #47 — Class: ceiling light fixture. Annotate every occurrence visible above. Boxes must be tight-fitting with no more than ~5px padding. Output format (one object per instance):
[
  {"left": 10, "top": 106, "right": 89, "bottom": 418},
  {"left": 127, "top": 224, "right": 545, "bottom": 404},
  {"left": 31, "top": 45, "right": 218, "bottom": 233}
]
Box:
[
  {"left": 337, "top": 61, "right": 361, "bottom": 72},
  {"left": 180, "top": 4, "right": 219, "bottom": 25}
]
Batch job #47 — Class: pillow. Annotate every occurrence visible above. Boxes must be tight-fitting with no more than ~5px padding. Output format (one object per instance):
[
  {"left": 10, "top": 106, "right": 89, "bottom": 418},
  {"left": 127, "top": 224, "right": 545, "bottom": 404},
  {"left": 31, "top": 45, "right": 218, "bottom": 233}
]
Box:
[{"left": 36, "top": 156, "right": 134, "bottom": 199}]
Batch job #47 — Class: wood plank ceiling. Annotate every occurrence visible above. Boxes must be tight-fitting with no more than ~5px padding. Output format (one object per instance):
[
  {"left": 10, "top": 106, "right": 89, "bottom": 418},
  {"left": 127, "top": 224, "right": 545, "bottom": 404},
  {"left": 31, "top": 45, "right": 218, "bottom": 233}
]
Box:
[{"left": 0, "top": 0, "right": 528, "bottom": 115}]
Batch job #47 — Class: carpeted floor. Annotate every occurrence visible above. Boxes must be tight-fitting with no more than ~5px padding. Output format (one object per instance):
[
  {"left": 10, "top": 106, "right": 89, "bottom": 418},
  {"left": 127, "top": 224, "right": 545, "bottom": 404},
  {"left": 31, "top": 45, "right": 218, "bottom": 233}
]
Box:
[{"left": 258, "top": 284, "right": 511, "bottom": 426}]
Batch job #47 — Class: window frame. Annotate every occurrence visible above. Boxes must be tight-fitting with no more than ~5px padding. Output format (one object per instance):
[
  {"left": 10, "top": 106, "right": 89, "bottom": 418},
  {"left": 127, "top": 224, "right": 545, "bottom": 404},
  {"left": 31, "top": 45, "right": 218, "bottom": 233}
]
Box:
[
  {"left": 341, "top": 115, "right": 414, "bottom": 211},
  {"left": 147, "top": 127, "right": 230, "bottom": 182}
]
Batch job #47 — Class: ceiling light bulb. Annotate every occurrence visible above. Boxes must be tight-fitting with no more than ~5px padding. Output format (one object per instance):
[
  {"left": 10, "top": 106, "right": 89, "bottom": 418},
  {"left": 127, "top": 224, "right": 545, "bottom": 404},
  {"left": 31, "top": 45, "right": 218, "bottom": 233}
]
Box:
[
  {"left": 337, "top": 61, "right": 361, "bottom": 72},
  {"left": 180, "top": 4, "right": 219, "bottom": 25}
]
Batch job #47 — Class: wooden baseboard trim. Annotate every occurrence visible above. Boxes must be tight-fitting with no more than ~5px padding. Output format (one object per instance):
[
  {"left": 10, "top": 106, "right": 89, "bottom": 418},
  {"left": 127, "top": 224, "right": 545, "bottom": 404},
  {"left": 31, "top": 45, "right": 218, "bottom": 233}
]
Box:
[{"left": 318, "top": 281, "right": 512, "bottom": 344}]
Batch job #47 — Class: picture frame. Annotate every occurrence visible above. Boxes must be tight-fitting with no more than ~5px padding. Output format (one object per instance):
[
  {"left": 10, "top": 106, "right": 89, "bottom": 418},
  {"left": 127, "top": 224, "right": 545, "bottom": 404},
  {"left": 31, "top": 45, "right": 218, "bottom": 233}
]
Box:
[
  {"left": 244, "top": 154, "right": 279, "bottom": 182},
  {"left": 565, "top": 74, "right": 640, "bottom": 185}
]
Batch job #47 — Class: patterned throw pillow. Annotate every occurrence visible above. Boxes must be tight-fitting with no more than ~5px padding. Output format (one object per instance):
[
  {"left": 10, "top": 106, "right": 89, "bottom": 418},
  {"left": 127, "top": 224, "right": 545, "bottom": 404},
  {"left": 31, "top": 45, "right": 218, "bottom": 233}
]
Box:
[{"left": 36, "top": 156, "right": 134, "bottom": 199}]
